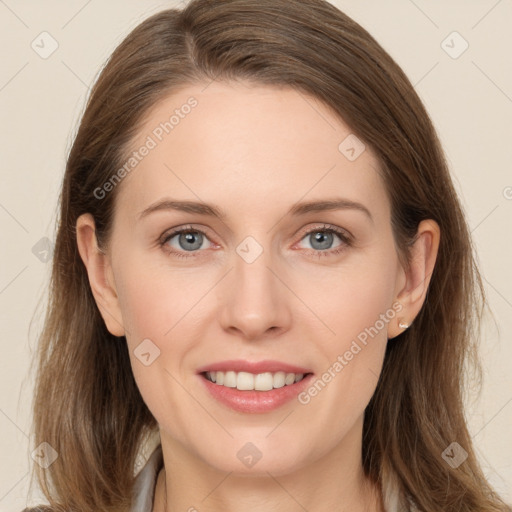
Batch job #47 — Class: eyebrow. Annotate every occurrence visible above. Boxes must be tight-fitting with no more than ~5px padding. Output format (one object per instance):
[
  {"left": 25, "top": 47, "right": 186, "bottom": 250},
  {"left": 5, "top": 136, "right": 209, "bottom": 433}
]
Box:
[{"left": 138, "top": 197, "right": 373, "bottom": 223}]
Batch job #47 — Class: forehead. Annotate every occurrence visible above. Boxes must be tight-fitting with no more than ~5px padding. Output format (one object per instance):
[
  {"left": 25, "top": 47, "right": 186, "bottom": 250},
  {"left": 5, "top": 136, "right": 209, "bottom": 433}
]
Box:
[{"left": 113, "top": 80, "right": 388, "bottom": 223}]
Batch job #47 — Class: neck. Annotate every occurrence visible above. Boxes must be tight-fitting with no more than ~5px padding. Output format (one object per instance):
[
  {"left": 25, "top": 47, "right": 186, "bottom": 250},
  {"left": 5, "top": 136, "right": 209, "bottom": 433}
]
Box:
[{"left": 152, "top": 417, "right": 385, "bottom": 512}]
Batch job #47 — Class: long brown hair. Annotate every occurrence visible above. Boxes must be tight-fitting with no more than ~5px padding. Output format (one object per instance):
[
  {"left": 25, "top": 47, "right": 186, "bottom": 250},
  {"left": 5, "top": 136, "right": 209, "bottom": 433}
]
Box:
[{"left": 27, "top": 0, "right": 511, "bottom": 511}]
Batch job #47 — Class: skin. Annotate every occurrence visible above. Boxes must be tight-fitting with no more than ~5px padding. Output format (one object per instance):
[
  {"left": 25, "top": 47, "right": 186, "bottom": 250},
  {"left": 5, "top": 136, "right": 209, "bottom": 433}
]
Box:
[{"left": 76, "top": 80, "right": 440, "bottom": 512}]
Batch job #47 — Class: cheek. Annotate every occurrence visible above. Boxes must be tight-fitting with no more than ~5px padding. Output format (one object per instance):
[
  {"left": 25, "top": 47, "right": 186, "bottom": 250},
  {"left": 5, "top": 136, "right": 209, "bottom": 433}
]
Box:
[
  {"left": 113, "top": 257, "right": 217, "bottom": 401},
  {"left": 113, "top": 261, "right": 200, "bottom": 430},
  {"left": 305, "top": 257, "right": 398, "bottom": 349},
  {"left": 297, "top": 253, "right": 398, "bottom": 412},
  {"left": 115, "top": 253, "right": 213, "bottom": 341}
]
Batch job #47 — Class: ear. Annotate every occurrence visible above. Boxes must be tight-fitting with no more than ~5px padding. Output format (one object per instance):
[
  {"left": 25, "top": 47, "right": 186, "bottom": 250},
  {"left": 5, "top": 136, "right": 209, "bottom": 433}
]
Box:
[
  {"left": 76, "top": 213, "right": 125, "bottom": 337},
  {"left": 388, "top": 219, "right": 440, "bottom": 339}
]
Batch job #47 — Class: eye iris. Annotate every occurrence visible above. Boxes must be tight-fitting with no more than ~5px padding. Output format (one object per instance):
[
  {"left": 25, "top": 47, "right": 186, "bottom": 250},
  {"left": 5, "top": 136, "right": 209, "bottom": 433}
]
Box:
[
  {"left": 310, "top": 231, "right": 333, "bottom": 250},
  {"left": 179, "top": 231, "right": 203, "bottom": 251},
  {"left": 171, "top": 229, "right": 339, "bottom": 253}
]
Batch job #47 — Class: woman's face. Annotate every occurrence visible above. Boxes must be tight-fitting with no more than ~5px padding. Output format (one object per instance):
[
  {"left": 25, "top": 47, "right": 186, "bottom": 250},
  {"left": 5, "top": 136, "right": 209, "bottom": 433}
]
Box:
[{"left": 92, "top": 81, "right": 410, "bottom": 475}]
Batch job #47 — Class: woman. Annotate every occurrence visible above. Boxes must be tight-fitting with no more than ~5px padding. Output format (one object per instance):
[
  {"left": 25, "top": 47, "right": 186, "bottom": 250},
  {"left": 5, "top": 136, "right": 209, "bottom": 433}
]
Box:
[{"left": 24, "top": 0, "right": 511, "bottom": 511}]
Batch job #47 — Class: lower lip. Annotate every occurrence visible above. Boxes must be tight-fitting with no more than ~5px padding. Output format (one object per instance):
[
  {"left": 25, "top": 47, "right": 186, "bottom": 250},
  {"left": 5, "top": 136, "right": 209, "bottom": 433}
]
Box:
[{"left": 199, "top": 373, "right": 314, "bottom": 413}]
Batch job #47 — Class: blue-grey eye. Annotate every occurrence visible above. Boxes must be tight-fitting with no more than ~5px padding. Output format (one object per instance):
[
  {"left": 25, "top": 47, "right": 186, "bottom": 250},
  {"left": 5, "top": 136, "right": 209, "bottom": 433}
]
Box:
[
  {"left": 168, "top": 230, "right": 207, "bottom": 252},
  {"left": 180, "top": 231, "right": 203, "bottom": 251},
  {"left": 308, "top": 231, "right": 334, "bottom": 250}
]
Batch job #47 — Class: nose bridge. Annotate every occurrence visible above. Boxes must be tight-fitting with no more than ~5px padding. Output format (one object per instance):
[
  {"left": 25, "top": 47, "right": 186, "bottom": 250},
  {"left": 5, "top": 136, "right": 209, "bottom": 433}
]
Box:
[
  {"left": 219, "top": 233, "right": 290, "bottom": 338},
  {"left": 235, "top": 238, "right": 273, "bottom": 296}
]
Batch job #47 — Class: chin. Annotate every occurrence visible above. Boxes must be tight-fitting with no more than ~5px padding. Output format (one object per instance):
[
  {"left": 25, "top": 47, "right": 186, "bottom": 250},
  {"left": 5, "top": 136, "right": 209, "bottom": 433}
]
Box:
[{"left": 198, "top": 439, "right": 311, "bottom": 477}]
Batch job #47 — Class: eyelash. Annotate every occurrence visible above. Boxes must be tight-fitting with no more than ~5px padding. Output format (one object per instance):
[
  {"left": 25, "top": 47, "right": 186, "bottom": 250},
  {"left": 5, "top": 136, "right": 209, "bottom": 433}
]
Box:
[{"left": 159, "top": 224, "right": 352, "bottom": 259}]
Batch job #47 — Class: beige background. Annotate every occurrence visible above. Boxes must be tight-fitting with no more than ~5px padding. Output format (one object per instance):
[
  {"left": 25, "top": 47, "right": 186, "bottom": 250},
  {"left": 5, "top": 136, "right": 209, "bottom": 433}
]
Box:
[{"left": 1, "top": 0, "right": 511, "bottom": 510}]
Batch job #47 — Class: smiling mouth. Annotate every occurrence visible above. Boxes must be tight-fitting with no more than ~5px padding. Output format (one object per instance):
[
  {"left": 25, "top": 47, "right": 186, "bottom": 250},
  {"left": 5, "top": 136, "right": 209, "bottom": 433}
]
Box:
[{"left": 201, "top": 370, "right": 312, "bottom": 391}]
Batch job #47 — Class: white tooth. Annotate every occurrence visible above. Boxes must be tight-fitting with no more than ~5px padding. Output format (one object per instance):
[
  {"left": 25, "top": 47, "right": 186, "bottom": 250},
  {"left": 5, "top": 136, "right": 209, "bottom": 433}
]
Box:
[
  {"left": 209, "top": 371, "right": 304, "bottom": 390},
  {"left": 284, "top": 373, "right": 296, "bottom": 385},
  {"left": 273, "top": 371, "right": 286, "bottom": 388},
  {"left": 223, "top": 371, "right": 237, "bottom": 388},
  {"left": 237, "top": 371, "right": 255, "bottom": 390},
  {"left": 254, "top": 372, "right": 274, "bottom": 391}
]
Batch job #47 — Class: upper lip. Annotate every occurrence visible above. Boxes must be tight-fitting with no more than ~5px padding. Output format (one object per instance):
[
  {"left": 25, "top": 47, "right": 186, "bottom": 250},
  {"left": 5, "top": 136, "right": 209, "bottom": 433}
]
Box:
[{"left": 196, "top": 359, "right": 313, "bottom": 375}]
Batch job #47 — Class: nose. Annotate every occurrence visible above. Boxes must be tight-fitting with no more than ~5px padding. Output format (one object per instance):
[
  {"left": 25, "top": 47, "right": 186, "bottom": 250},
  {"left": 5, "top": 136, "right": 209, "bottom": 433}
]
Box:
[{"left": 218, "top": 242, "right": 292, "bottom": 341}]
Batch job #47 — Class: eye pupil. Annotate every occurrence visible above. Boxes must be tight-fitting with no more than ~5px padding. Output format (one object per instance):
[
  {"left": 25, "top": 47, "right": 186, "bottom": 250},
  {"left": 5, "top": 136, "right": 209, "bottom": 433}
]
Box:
[
  {"left": 179, "top": 231, "right": 203, "bottom": 251},
  {"left": 310, "top": 231, "right": 333, "bottom": 250}
]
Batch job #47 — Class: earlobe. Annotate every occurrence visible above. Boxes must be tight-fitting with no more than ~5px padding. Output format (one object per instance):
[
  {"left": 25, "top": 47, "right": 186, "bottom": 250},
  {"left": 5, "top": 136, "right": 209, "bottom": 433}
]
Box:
[
  {"left": 76, "top": 213, "right": 125, "bottom": 337},
  {"left": 389, "top": 219, "right": 441, "bottom": 339}
]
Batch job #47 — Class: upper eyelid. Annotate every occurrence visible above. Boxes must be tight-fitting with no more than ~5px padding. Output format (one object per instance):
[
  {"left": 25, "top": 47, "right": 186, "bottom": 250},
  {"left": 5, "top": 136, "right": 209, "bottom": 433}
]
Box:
[{"left": 296, "top": 223, "right": 350, "bottom": 239}]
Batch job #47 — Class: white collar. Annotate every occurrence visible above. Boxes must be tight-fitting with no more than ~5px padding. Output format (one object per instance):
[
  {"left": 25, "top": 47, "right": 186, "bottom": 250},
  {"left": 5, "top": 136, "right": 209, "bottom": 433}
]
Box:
[{"left": 130, "top": 443, "right": 163, "bottom": 512}]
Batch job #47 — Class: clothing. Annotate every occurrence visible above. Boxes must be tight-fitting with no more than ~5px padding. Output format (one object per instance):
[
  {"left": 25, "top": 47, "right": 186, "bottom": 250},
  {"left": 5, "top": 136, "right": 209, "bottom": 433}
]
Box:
[{"left": 130, "top": 442, "right": 164, "bottom": 512}]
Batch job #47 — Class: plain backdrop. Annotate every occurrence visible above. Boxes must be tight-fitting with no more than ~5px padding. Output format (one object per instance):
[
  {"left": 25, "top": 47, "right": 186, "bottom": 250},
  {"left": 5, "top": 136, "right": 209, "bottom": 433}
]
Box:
[{"left": 0, "top": 0, "right": 511, "bottom": 510}]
